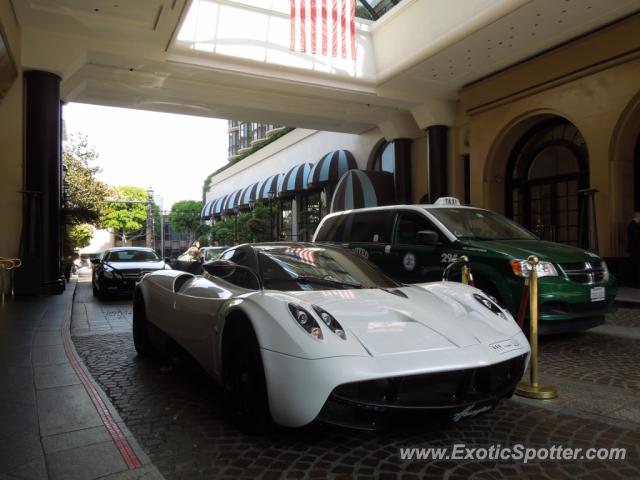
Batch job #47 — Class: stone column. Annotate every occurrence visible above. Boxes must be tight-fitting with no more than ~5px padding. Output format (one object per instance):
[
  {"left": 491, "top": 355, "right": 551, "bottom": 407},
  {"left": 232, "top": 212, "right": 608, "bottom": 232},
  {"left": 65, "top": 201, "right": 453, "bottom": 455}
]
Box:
[
  {"left": 394, "top": 139, "right": 413, "bottom": 204},
  {"left": 15, "top": 70, "right": 63, "bottom": 294},
  {"left": 427, "top": 125, "right": 449, "bottom": 202}
]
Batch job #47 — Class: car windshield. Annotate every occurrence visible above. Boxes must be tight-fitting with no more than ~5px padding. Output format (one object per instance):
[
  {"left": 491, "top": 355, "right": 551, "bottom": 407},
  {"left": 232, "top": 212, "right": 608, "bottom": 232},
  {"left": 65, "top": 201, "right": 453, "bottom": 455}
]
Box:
[
  {"left": 105, "top": 250, "right": 160, "bottom": 262},
  {"left": 257, "top": 246, "right": 399, "bottom": 291},
  {"left": 427, "top": 208, "right": 536, "bottom": 241},
  {"left": 204, "top": 247, "right": 225, "bottom": 262}
]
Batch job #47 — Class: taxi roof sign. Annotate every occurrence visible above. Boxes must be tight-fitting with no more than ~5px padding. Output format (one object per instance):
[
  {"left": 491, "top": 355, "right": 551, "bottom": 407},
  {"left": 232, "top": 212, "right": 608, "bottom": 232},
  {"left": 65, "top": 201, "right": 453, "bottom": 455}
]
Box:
[{"left": 434, "top": 197, "right": 460, "bottom": 206}]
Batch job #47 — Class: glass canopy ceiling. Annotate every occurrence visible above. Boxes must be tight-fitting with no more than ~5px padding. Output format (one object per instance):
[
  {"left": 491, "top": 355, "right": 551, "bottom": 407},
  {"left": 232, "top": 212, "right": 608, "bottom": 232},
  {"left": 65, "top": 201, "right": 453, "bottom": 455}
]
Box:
[{"left": 356, "top": 0, "right": 404, "bottom": 21}]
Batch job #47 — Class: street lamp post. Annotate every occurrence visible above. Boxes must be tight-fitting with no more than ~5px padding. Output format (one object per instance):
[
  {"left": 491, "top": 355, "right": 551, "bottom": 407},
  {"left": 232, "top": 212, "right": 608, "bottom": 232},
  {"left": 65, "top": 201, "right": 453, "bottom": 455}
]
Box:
[
  {"left": 249, "top": 199, "right": 256, "bottom": 243},
  {"left": 233, "top": 206, "right": 239, "bottom": 244},
  {"left": 146, "top": 187, "right": 154, "bottom": 249},
  {"left": 268, "top": 192, "right": 275, "bottom": 242}
]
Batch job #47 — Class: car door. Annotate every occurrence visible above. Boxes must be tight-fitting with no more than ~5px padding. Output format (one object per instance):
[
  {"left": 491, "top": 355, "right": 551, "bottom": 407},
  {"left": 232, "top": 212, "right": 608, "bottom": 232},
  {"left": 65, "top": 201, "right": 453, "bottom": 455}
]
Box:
[
  {"left": 387, "top": 210, "right": 448, "bottom": 283},
  {"left": 344, "top": 210, "right": 397, "bottom": 272},
  {"left": 171, "top": 272, "right": 232, "bottom": 374}
]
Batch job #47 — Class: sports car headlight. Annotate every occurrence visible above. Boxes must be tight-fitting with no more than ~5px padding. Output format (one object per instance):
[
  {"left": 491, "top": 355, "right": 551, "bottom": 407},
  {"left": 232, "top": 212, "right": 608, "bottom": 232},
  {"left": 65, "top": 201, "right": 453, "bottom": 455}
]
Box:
[
  {"left": 288, "top": 304, "right": 323, "bottom": 340},
  {"left": 103, "top": 265, "right": 115, "bottom": 279},
  {"left": 473, "top": 293, "right": 508, "bottom": 320},
  {"left": 312, "top": 305, "right": 346, "bottom": 340},
  {"left": 510, "top": 259, "right": 558, "bottom": 278}
]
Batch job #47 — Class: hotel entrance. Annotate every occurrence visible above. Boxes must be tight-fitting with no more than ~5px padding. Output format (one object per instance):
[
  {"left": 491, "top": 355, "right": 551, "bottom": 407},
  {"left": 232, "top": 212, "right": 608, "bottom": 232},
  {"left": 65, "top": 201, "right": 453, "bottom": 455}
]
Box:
[{"left": 506, "top": 119, "right": 589, "bottom": 247}]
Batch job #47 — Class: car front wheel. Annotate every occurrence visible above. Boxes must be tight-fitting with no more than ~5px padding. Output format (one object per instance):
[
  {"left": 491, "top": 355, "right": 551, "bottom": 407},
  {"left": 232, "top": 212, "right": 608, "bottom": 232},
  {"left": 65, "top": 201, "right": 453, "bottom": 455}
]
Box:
[
  {"left": 222, "top": 319, "right": 272, "bottom": 433},
  {"left": 132, "top": 292, "right": 154, "bottom": 357}
]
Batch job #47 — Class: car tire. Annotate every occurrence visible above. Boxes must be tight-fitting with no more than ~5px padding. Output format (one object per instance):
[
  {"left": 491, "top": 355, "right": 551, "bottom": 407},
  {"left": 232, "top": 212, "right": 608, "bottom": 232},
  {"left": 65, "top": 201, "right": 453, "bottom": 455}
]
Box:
[
  {"left": 222, "top": 319, "right": 272, "bottom": 434},
  {"left": 92, "top": 282, "right": 98, "bottom": 297},
  {"left": 132, "top": 292, "right": 155, "bottom": 357}
]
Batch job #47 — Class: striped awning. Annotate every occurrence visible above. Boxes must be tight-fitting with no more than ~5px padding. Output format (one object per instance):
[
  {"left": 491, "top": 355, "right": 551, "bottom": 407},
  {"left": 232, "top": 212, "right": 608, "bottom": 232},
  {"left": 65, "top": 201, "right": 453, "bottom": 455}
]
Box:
[
  {"left": 279, "top": 163, "right": 313, "bottom": 197},
  {"left": 308, "top": 150, "right": 357, "bottom": 188},
  {"left": 201, "top": 199, "right": 214, "bottom": 220},
  {"left": 222, "top": 189, "right": 243, "bottom": 214},
  {"left": 330, "top": 170, "right": 395, "bottom": 213},
  {"left": 238, "top": 182, "right": 261, "bottom": 209},
  {"left": 212, "top": 195, "right": 228, "bottom": 218},
  {"left": 257, "top": 173, "right": 285, "bottom": 201}
]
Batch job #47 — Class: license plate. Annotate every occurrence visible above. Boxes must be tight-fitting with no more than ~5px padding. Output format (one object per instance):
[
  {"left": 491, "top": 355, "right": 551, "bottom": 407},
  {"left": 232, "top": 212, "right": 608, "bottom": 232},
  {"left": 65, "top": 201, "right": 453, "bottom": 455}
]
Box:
[
  {"left": 489, "top": 339, "right": 522, "bottom": 355},
  {"left": 590, "top": 286, "right": 605, "bottom": 302}
]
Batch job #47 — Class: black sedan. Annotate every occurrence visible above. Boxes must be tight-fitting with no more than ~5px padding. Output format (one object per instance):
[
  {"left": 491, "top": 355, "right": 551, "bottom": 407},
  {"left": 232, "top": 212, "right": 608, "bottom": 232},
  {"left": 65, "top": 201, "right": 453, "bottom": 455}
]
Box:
[{"left": 92, "top": 247, "right": 170, "bottom": 300}]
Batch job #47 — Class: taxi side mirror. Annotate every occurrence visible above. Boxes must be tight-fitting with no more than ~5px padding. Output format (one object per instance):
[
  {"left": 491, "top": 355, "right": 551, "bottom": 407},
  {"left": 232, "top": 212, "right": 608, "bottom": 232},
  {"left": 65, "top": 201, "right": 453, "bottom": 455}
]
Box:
[
  {"left": 417, "top": 230, "right": 439, "bottom": 245},
  {"left": 90, "top": 258, "right": 100, "bottom": 265}
]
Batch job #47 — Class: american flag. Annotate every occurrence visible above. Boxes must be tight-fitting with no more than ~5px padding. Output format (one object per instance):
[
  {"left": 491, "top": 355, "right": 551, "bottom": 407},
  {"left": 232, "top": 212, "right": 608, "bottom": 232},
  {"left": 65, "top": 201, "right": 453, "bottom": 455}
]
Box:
[{"left": 290, "top": 0, "right": 356, "bottom": 60}]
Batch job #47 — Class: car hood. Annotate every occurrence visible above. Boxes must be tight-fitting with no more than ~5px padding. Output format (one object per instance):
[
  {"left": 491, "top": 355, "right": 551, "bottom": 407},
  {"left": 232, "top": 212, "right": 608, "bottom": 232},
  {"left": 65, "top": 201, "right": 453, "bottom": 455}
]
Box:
[
  {"left": 285, "top": 284, "right": 522, "bottom": 357},
  {"left": 104, "top": 261, "right": 167, "bottom": 271},
  {"left": 463, "top": 239, "right": 601, "bottom": 263}
]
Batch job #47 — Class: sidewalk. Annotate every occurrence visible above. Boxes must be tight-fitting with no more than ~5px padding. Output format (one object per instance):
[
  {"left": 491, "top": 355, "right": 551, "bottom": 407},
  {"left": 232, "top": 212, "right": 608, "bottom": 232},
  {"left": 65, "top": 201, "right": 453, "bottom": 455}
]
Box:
[
  {"left": 0, "top": 278, "right": 163, "bottom": 480},
  {"left": 616, "top": 286, "right": 640, "bottom": 306}
]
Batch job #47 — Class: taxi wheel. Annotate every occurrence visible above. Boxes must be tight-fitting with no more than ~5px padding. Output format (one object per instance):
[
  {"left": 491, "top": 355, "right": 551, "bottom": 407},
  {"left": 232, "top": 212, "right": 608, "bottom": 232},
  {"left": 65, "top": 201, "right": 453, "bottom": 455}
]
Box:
[{"left": 222, "top": 319, "right": 272, "bottom": 434}]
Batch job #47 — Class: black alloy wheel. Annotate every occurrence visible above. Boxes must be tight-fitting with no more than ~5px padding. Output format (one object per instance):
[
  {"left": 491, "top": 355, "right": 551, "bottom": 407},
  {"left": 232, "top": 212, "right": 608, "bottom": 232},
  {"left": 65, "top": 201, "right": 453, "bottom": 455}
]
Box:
[{"left": 222, "top": 321, "right": 272, "bottom": 434}]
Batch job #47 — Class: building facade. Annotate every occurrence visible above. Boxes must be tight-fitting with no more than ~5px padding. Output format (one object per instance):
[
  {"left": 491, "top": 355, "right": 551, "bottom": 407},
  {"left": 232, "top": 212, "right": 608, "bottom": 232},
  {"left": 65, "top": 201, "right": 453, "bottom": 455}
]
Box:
[{"left": 203, "top": 14, "right": 640, "bottom": 282}]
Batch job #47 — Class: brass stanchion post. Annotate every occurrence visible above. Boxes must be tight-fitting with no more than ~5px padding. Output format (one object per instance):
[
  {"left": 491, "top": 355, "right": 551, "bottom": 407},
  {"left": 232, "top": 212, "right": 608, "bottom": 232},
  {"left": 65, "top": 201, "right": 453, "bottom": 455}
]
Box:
[
  {"left": 460, "top": 255, "right": 470, "bottom": 285},
  {"left": 516, "top": 255, "right": 558, "bottom": 399}
]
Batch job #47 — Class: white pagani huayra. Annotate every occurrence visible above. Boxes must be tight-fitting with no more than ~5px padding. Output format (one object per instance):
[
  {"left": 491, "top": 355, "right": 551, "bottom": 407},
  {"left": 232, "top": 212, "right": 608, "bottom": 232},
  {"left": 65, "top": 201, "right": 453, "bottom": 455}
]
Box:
[{"left": 133, "top": 243, "right": 530, "bottom": 432}]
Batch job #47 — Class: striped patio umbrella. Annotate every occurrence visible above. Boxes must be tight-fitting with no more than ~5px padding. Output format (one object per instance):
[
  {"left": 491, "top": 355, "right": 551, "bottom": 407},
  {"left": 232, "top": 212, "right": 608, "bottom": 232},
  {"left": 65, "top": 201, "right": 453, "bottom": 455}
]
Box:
[
  {"left": 330, "top": 170, "right": 395, "bottom": 213},
  {"left": 201, "top": 199, "right": 214, "bottom": 220},
  {"left": 238, "top": 182, "right": 261, "bottom": 209},
  {"left": 212, "top": 194, "right": 228, "bottom": 219},
  {"left": 222, "top": 189, "right": 243, "bottom": 214},
  {"left": 308, "top": 150, "right": 357, "bottom": 188},
  {"left": 257, "top": 173, "right": 285, "bottom": 201},
  {"left": 279, "top": 163, "right": 313, "bottom": 198}
]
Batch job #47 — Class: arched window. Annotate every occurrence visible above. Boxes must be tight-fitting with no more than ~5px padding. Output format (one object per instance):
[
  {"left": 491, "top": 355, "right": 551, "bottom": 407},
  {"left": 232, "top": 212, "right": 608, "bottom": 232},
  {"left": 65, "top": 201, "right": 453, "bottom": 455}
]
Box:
[
  {"left": 370, "top": 141, "right": 395, "bottom": 173},
  {"left": 506, "top": 119, "right": 589, "bottom": 247}
]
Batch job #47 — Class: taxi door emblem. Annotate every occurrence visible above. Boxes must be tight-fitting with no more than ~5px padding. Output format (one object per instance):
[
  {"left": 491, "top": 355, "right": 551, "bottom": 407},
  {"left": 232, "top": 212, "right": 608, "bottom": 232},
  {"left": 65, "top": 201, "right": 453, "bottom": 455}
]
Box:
[{"left": 403, "top": 252, "right": 416, "bottom": 271}]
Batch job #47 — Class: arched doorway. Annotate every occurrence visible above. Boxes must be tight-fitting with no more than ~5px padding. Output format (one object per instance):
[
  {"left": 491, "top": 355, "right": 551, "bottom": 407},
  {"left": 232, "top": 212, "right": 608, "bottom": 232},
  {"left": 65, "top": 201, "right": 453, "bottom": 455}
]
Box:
[{"left": 506, "top": 118, "right": 589, "bottom": 247}]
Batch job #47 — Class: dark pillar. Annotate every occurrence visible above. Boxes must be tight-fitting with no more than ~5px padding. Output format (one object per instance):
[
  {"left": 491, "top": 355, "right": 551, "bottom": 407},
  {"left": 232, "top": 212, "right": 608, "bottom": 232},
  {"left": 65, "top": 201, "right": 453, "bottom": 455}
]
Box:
[
  {"left": 15, "top": 71, "right": 63, "bottom": 295},
  {"left": 393, "top": 138, "right": 412, "bottom": 204},
  {"left": 427, "top": 125, "right": 449, "bottom": 202}
]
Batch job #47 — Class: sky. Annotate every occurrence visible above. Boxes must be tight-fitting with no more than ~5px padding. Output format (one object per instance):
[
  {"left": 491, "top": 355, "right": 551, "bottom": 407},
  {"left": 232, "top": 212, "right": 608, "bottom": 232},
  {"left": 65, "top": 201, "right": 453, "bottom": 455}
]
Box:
[{"left": 63, "top": 103, "right": 228, "bottom": 210}]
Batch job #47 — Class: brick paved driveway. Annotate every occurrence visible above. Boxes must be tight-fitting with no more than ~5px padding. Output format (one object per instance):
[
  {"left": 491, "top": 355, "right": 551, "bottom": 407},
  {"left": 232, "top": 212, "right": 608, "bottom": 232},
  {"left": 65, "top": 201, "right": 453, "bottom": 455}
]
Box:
[{"left": 72, "top": 282, "right": 640, "bottom": 479}]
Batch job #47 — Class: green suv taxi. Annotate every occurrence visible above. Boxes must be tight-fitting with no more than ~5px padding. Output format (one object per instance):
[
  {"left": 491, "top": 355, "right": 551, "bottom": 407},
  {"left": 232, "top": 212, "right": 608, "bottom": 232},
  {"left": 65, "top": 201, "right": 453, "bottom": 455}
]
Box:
[{"left": 313, "top": 200, "right": 616, "bottom": 334}]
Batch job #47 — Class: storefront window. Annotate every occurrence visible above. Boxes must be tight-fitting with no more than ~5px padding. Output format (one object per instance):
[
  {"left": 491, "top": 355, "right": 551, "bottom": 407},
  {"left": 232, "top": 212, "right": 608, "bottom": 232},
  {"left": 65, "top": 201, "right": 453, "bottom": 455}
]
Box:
[
  {"left": 280, "top": 199, "right": 294, "bottom": 241},
  {"left": 299, "top": 192, "right": 322, "bottom": 241}
]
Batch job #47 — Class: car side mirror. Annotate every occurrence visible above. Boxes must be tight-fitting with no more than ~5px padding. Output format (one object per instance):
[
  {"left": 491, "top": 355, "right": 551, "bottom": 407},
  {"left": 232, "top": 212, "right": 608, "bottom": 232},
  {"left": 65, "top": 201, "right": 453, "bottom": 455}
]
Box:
[
  {"left": 90, "top": 258, "right": 100, "bottom": 265},
  {"left": 417, "top": 230, "right": 439, "bottom": 245},
  {"left": 203, "top": 260, "right": 263, "bottom": 290}
]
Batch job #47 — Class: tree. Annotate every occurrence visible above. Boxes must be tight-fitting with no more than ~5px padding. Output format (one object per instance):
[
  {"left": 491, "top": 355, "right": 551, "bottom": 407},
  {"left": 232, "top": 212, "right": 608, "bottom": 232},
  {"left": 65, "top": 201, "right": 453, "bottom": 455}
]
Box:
[
  {"left": 100, "top": 186, "right": 149, "bottom": 246},
  {"left": 68, "top": 223, "right": 94, "bottom": 249},
  {"left": 169, "top": 200, "right": 204, "bottom": 244},
  {"left": 63, "top": 134, "right": 108, "bottom": 225}
]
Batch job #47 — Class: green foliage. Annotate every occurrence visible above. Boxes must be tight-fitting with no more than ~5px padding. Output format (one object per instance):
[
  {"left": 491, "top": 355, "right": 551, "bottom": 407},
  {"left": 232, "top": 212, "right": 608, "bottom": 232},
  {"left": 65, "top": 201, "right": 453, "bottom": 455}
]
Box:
[
  {"left": 100, "top": 186, "right": 149, "bottom": 245},
  {"left": 210, "top": 204, "right": 278, "bottom": 245},
  {"left": 169, "top": 200, "right": 203, "bottom": 243},
  {"left": 63, "top": 134, "right": 109, "bottom": 225},
  {"left": 68, "top": 223, "right": 94, "bottom": 249},
  {"left": 197, "top": 235, "right": 211, "bottom": 247}
]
